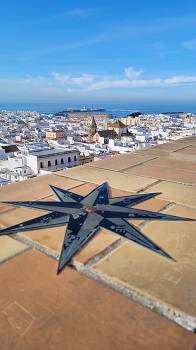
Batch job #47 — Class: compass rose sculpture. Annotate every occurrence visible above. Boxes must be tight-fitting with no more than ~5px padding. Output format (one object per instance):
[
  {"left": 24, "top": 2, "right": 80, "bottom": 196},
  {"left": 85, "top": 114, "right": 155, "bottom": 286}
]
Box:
[{"left": 0, "top": 182, "right": 194, "bottom": 274}]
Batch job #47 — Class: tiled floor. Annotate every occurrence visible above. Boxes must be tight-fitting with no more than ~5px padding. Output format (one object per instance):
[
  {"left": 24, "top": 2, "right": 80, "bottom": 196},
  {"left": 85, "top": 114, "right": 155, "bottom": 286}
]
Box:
[
  {"left": 125, "top": 163, "right": 196, "bottom": 184},
  {"left": 143, "top": 157, "right": 196, "bottom": 172},
  {"left": 0, "top": 250, "right": 195, "bottom": 350},
  {"left": 86, "top": 153, "right": 155, "bottom": 171},
  {"left": 56, "top": 166, "right": 158, "bottom": 192},
  {"left": 92, "top": 205, "right": 196, "bottom": 316},
  {"left": 0, "top": 137, "right": 196, "bottom": 348}
]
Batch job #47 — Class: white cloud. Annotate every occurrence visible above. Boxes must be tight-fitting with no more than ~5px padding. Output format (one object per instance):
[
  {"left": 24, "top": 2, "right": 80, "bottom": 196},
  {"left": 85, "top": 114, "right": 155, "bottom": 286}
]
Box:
[
  {"left": 88, "top": 78, "right": 162, "bottom": 91},
  {"left": 4, "top": 69, "right": 196, "bottom": 98},
  {"left": 125, "top": 66, "right": 143, "bottom": 79},
  {"left": 51, "top": 72, "right": 70, "bottom": 84},
  {"left": 71, "top": 74, "right": 93, "bottom": 84},
  {"left": 164, "top": 75, "right": 196, "bottom": 84},
  {"left": 182, "top": 39, "right": 196, "bottom": 50},
  {"left": 51, "top": 72, "right": 93, "bottom": 86}
]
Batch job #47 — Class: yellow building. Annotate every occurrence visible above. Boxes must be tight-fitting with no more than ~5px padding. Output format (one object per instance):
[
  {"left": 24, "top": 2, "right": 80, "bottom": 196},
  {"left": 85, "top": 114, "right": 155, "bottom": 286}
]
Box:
[{"left": 46, "top": 130, "right": 66, "bottom": 140}]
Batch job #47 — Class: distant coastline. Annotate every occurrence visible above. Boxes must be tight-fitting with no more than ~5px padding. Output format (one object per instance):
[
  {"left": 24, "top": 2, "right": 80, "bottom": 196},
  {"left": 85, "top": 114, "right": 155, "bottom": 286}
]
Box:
[{"left": 1, "top": 102, "right": 196, "bottom": 117}]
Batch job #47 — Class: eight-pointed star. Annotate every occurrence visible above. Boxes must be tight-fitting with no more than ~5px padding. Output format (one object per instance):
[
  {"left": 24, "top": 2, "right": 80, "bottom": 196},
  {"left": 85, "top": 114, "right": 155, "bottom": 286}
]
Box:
[{"left": 0, "top": 182, "right": 194, "bottom": 274}]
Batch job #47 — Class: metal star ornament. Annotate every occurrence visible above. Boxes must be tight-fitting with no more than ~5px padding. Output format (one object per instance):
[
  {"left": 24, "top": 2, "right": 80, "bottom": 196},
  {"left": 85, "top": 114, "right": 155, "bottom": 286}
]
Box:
[{"left": 0, "top": 182, "right": 195, "bottom": 274}]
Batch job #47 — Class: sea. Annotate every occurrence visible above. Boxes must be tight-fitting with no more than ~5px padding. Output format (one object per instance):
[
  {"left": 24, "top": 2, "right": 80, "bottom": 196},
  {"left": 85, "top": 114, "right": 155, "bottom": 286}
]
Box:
[{"left": 1, "top": 102, "right": 196, "bottom": 118}]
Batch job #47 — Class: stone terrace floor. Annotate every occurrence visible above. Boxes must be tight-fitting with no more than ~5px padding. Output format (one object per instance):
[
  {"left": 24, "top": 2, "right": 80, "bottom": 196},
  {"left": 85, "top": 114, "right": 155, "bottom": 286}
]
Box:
[{"left": 0, "top": 136, "right": 196, "bottom": 349}]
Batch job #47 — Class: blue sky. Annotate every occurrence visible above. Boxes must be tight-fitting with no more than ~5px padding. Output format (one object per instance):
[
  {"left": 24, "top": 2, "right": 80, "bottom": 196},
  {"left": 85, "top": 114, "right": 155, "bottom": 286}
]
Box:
[{"left": 1, "top": 0, "right": 196, "bottom": 105}]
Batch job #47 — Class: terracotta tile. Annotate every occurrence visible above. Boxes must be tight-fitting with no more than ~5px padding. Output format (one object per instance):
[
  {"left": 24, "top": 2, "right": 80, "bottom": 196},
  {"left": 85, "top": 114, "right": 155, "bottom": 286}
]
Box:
[
  {"left": 19, "top": 226, "right": 65, "bottom": 253},
  {"left": 0, "top": 185, "right": 135, "bottom": 264},
  {"left": 144, "top": 181, "right": 196, "bottom": 207},
  {"left": 70, "top": 182, "right": 98, "bottom": 196},
  {"left": 129, "top": 197, "right": 168, "bottom": 226},
  {"left": 86, "top": 154, "right": 155, "bottom": 171},
  {"left": 109, "top": 187, "right": 133, "bottom": 197},
  {"left": 19, "top": 225, "right": 119, "bottom": 265},
  {"left": 3, "top": 183, "right": 119, "bottom": 260},
  {"left": 0, "top": 174, "right": 83, "bottom": 202},
  {"left": 0, "top": 204, "right": 12, "bottom": 215},
  {"left": 49, "top": 183, "right": 130, "bottom": 203},
  {"left": 0, "top": 207, "right": 47, "bottom": 228},
  {"left": 0, "top": 249, "right": 195, "bottom": 350},
  {"left": 74, "top": 229, "right": 120, "bottom": 265},
  {"left": 0, "top": 236, "right": 28, "bottom": 263},
  {"left": 72, "top": 183, "right": 132, "bottom": 198},
  {"left": 146, "top": 157, "right": 196, "bottom": 172},
  {"left": 56, "top": 166, "right": 158, "bottom": 192},
  {"left": 92, "top": 205, "right": 196, "bottom": 317},
  {"left": 125, "top": 164, "right": 196, "bottom": 184}
]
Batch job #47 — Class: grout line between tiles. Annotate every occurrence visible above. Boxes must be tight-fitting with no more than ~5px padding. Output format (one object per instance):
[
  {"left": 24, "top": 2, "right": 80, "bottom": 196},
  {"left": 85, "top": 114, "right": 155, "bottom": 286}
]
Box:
[
  {"left": 0, "top": 245, "right": 31, "bottom": 267},
  {"left": 136, "top": 179, "right": 162, "bottom": 193},
  {"left": 71, "top": 262, "right": 196, "bottom": 333},
  {"left": 6, "top": 226, "right": 196, "bottom": 333},
  {"left": 136, "top": 175, "right": 196, "bottom": 187},
  {"left": 119, "top": 156, "right": 158, "bottom": 172},
  {"left": 172, "top": 145, "right": 193, "bottom": 153}
]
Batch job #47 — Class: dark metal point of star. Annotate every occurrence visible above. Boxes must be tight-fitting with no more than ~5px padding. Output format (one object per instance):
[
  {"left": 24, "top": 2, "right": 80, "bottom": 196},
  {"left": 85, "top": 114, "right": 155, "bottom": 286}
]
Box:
[{"left": 0, "top": 182, "right": 195, "bottom": 274}]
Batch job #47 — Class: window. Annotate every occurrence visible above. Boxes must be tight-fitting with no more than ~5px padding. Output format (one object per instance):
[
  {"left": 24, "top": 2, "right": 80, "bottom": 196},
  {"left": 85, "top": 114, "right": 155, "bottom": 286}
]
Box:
[
  {"left": 68, "top": 157, "right": 71, "bottom": 163},
  {"left": 24, "top": 170, "right": 26, "bottom": 174},
  {"left": 40, "top": 162, "right": 43, "bottom": 168},
  {"left": 61, "top": 158, "right": 64, "bottom": 164},
  {"left": 74, "top": 156, "right": 77, "bottom": 161},
  {"left": 48, "top": 160, "right": 51, "bottom": 167},
  {"left": 55, "top": 159, "right": 58, "bottom": 165}
]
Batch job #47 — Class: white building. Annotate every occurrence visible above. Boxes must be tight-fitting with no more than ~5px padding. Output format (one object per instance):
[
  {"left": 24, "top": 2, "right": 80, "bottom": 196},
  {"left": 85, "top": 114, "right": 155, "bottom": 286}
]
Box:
[
  {"left": 3, "top": 148, "right": 79, "bottom": 182},
  {"left": 27, "top": 148, "right": 79, "bottom": 175}
]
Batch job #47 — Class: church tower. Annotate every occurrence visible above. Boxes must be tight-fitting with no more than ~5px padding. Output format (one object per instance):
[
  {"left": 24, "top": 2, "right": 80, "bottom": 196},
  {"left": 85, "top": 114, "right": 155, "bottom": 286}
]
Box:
[{"left": 88, "top": 116, "right": 97, "bottom": 138}]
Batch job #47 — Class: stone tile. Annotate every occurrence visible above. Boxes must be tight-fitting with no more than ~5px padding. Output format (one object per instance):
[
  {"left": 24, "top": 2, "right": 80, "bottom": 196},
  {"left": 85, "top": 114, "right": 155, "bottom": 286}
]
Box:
[
  {"left": 92, "top": 205, "right": 196, "bottom": 317},
  {"left": 0, "top": 236, "right": 28, "bottom": 263},
  {"left": 0, "top": 174, "right": 83, "bottom": 202},
  {"left": 176, "top": 136, "right": 195, "bottom": 144},
  {"left": 169, "top": 152, "right": 196, "bottom": 162},
  {"left": 146, "top": 157, "right": 196, "bottom": 172},
  {"left": 143, "top": 181, "right": 196, "bottom": 207},
  {"left": 134, "top": 148, "right": 174, "bottom": 158},
  {"left": 154, "top": 142, "right": 192, "bottom": 152},
  {"left": 0, "top": 249, "right": 195, "bottom": 350},
  {"left": 175, "top": 147, "right": 196, "bottom": 155},
  {"left": 86, "top": 154, "right": 155, "bottom": 171},
  {"left": 56, "top": 166, "right": 158, "bottom": 192},
  {"left": 125, "top": 164, "right": 196, "bottom": 185}
]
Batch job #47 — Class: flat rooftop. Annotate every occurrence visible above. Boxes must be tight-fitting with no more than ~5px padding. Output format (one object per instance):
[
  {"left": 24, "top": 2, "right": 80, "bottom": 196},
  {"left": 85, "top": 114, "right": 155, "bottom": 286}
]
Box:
[
  {"left": 30, "top": 148, "right": 77, "bottom": 157},
  {"left": 0, "top": 136, "right": 196, "bottom": 349}
]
